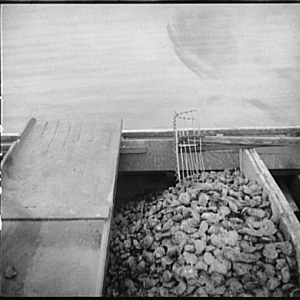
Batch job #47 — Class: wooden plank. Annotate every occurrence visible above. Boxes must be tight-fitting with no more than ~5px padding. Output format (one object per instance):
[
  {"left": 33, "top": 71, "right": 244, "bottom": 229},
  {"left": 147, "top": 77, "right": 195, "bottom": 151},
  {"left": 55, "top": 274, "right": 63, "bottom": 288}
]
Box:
[
  {"left": 2, "top": 119, "right": 122, "bottom": 220},
  {"left": 122, "top": 125, "right": 300, "bottom": 139},
  {"left": 180, "top": 135, "right": 300, "bottom": 146},
  {"left": 120, "top": 146, "right": 148, "bottom": 154},
  {"left": 119, "top": 139, "right": 239, "bottom": 172},
  {"left": 119, "top": 139, "right": 300, "bottom": 172},
  {"left": 256, "top": 146, "right": 300, "bottom": 170},
  {"left": 1, "top": 133, "right": 20, "bottom": 143},
  {"left": 240, "top": 149, "right": 282, "bottom": 223},
  {"left": 2, "top": 125, "right": 300, "bottom": 143},
  {"left": 240, "top": 149, "right": 300, "bottom": 280},
  {"left": 276, "top": 177, "right": 299, "bottom": 212},
  {"left": 0, "top": 220, "right": 108, "bottom": 296}
]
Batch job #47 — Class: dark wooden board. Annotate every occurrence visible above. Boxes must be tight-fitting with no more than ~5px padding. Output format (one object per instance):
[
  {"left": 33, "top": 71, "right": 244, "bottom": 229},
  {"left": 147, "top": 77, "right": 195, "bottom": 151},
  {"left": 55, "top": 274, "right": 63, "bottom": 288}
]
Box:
[
  {"left": 0, "top": 220, "right": 107, "bottom": 296},
  {"left": 2, "top": 119, "right": 122, "bottom": 220},
  {"left": 119, "top": 139, "right": 300, "bottom": 172}
]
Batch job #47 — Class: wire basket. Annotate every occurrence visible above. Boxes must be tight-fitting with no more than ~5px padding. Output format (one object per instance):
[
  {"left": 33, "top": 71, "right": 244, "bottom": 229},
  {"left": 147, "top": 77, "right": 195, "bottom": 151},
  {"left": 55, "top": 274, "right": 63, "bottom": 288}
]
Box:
[{"left": 173, "top": 110, "right": 205, "bottom": 184}]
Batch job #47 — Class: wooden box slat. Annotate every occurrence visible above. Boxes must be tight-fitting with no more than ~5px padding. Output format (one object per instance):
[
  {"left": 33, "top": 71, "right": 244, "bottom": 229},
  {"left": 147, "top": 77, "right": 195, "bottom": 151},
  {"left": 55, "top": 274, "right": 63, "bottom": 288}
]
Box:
[{"left": 240, "top": 149, "right": 300, "bottom": 281}]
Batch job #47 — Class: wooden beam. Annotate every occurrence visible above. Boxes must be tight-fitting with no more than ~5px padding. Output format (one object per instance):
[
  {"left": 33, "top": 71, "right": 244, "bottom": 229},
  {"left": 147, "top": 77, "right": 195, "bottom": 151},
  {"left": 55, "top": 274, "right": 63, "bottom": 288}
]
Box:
[
  {"left": 179, "top": 136, "right": 300, "bottom": 146},
  {"left": 119, "top": 139, "right": 300, "bottom": 172},
  {"left": 122, "top": 125, "right": 300, "bottom": 139},
  {"left": 240, "top": 149, "right": 300, "bottom": 280}
]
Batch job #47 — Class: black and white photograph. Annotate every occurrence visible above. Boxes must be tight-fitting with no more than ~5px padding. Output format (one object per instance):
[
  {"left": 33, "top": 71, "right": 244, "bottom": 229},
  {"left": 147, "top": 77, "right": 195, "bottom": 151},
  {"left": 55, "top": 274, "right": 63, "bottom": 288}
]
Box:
[{"left": 1, "top": 2, "right": 300, "bottom": 297}]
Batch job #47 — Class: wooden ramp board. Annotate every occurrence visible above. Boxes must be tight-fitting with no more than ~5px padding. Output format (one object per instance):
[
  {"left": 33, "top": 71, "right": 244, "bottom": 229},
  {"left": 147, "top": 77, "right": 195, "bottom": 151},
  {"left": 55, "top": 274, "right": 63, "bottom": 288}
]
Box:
[
  {"left": 1, "top": 220, "right": 109, "bottom": 297},
  {"left": 1, "top": 118, "right": 122, "bottom": 296},
  {"left": 1, "top": 118, "right": 122, "bottom": 219}
]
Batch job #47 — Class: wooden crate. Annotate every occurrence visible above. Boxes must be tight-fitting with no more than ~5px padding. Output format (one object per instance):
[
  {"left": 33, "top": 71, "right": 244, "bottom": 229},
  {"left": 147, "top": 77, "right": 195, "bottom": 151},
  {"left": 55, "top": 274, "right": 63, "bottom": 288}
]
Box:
[{"left": 240, "top": 148, "right": 300, "bottom": 280}]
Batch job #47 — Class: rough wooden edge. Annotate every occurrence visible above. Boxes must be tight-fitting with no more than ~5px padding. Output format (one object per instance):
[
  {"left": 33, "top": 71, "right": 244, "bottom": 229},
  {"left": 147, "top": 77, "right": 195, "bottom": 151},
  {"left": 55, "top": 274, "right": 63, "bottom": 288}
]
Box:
[
  {"left": 95, "top": 119, "right": 123, "bottom": 296},
  {"left": 1, "top": 118, "right": 36, "bottom": 169},
  {"left": 240, "top": 149, "right": 300, "bottom": 281},
  {"left": 0, "top": 140, "right": 18, "bottom": 169},
  {"left": 122, "top": 125, "right": 300, "bottom": 138},
  {"left": 2, "top": 125, "right": 300, "bottom": 141}
]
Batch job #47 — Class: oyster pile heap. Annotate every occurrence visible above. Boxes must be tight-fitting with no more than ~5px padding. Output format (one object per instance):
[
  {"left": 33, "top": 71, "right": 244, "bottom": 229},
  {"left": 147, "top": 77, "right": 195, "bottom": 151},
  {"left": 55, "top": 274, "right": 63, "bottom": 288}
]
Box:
[{"left": 104, "top": 169, "right": 300, "bottom": 297}]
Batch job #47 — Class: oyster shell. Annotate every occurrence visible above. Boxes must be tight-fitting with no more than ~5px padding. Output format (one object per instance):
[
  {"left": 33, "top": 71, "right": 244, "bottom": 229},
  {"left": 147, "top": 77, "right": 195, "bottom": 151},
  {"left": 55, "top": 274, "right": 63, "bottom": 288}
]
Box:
[
  {"left": 175, "top": 280, "right": 187, "bottom": 296},
  {"left": 105, "top": 169, "right": 299, "bottom": 297},
  {"left": 154, "top": 247, "right": 166, "bottom": 259},
  {"left": 198, "top": 193, "right": 210, "bottom": 207},
  {"left": 194, "top": 239, "right": 206, "bottom": 255},
  {"left": 162, "top": 270, "right": 173, "bottom": 283},
  {"left": 178, "top": 192, "right": 191, "bottom": 206},
  {"left": 263, "top": 243, "right": 278, "bottom": 260}
]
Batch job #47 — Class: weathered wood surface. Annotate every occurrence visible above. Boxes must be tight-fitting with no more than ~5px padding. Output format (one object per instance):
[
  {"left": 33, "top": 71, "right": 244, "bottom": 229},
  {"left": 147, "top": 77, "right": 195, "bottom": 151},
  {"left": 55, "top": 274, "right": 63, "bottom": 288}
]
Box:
[
  {"left": 2, "top": 119, "right": 122, "bottom": 219},
  {"left": 179, "top": 136, "right": 300, "bottom": 147},
  {"left": 2, "top": 127, "right": 300, "bottom": 173},
  {"left": 1, "top": 220, "right": 106, "bottom": 297},
  {"left": 1, "top": 118, "right": 122, "bottom": 296},
  {"left": 3, "top": 125, "right": 300, "bottom": 141},
  {"left": 119, "top": 138, "right": 300, "bottom": 172},
  {"left": 122, "top": 126, "right": 300, "bottom": 139},
  {"left": 240, "top": 149, "right": 300, "bottom": 280}
]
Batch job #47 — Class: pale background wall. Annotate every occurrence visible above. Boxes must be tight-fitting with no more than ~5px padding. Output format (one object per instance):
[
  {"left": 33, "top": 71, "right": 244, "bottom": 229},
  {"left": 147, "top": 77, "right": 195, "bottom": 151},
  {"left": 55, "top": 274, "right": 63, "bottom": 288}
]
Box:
[{"left": 2, "top": 4, "right": 300, "bottom": 133}]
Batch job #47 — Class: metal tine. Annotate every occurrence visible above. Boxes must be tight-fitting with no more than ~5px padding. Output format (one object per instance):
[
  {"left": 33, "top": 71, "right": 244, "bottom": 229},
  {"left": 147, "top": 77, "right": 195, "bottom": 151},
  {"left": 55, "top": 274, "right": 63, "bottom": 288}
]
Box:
[
  {"left": 182, "top": 113, "right": 190, "bottom": 180},
  {"left": 192, "top": 111, "right": 199, "bottom": 179},
  {"left": 173, "top": 111, "right": 180, "bottom": 182},
  {"left": 179, "top": 114, "right": 185, "bottom": 180},
  {"left": 189, "top": 113, "right": 197, "bottom": 182},
  {"left": 186, "top": 113, "right": 194, "bottom": 181},
  {"left": 183, "top": 114, "right": 189, "bottom": 180},
  {"left": 174, "top": 109, "right": 205, "bottom": 183}
]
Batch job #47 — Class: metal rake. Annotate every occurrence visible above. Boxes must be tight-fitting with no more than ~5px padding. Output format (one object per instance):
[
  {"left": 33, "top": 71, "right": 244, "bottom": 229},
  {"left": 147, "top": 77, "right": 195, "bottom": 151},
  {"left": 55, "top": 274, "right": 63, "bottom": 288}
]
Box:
[{"left": 173, "top": 110, "right": 205, "bottom": 183}]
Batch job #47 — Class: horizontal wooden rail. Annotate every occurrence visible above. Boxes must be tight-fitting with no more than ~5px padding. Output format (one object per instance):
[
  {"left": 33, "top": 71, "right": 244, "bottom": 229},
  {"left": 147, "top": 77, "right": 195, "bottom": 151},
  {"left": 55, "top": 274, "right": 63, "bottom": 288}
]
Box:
[
  {"left": 122, "top": 125, "right": 300, "bottom": 138},
  {"left": 179, "top": 135, "right": 300, "bottom": 146}
]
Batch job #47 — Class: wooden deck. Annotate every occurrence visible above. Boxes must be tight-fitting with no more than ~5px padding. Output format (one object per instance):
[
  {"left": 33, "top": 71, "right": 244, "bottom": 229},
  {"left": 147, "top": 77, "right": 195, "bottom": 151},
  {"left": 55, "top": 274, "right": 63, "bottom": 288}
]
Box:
[{"left": 1, "top": 118, "right": 122, "bottom": 296}]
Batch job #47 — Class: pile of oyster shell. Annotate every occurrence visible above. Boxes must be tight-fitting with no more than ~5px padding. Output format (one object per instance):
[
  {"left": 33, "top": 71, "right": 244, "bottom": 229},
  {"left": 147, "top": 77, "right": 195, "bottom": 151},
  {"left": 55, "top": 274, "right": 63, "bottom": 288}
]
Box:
[{"left": 104, "top": 169, "right": 300, "bottom": 297}]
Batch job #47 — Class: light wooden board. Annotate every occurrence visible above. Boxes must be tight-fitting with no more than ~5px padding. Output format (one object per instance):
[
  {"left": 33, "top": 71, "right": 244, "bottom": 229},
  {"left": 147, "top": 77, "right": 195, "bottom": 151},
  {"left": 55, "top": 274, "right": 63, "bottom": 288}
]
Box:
[
  {"left": 2, "top": 119, "right": 122, "bottom": 220},
  {"left": 0, "top": 220, "right": 107, "bottom": 297},
  {"left": 122, "top": 126, "right": 300, "bottom": 138},
  {"left": 240, "top": 149, "right": 300, "bottom": 281}
]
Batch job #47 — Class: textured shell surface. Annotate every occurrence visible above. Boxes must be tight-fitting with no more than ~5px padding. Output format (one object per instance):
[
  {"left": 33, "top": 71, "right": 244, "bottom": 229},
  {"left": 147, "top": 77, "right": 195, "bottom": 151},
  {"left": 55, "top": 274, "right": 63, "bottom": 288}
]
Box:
[{"left": 105, "top": 169, "right": 300, "bottom": 297}]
